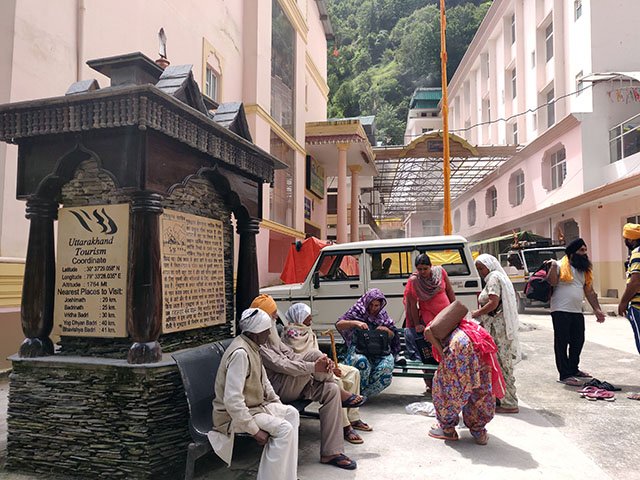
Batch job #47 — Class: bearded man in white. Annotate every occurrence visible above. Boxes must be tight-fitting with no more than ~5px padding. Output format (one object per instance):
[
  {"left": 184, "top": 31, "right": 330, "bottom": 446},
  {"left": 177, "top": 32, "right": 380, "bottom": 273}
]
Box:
[{"left": 209, "top": 307, "right": 299, "bottom": 480}]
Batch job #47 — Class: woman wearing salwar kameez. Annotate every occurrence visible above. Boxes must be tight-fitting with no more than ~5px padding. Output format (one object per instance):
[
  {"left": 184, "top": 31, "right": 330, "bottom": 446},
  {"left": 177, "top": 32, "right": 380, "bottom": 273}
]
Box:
[
  {"left": 427, "top": 319, "right": 505, "bottom": 445},
  {"left": 282, "top": 303, "right": 372, "bottom": 444},
  {"left": 472, "top": 254, "right": 521, "bottom": 414},
  {"left": 336, "top": 289, "right": 400, "bottom": 397}
]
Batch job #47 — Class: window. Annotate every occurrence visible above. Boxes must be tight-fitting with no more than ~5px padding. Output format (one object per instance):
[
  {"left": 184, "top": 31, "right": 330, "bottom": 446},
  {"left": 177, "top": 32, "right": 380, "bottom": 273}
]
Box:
[
  {"left": 546, "top": 88, "right": 555, "bottom": 127},
  {"left": 509, "top": 170, "right": 525, "bottom": 206},
  {"left": 545, "top": 22, "right": 554, "bottom": 62},
  {"left": 205, "top": 65, "right": 219, "bottom": 101},
  {"left": 327, "top": 189, "right": 337, "bottom": 215},
  {"left": 271, "top": 0, "right": 296, "bottom": 136},
  {"left": 422, "top": 128, "right": 434, "bottom": 133},
  {"left": 609, "top": 113, "right": 640, "bottom": 163},
  {"left": 512, "top": 122, "right": 519, "bottom": 145},
  {"left": 422, "top": 218, "right": 442, "bottom": 236},
  {"left": 628, "top": 215, "right": 640, "bottom": 224},
  {"left": 511, "top": 68, "right": 517, "bottom": 99},
  {"left": 574, "top": 0, "right": 582, "bottom": 20},
  {"left": 467, "top": 200, "right": 476, "bottom": 226},
  {"left": 531, "top": 111, "right": 538, "bottom": 131},
  {"left": 368, "top": 249, "right": 413, "bottom": 281},
  {"left": 482, "top": 98, "right": 491, "bottom": 122},
  {"left": 417, "top": 246, "right": 471, "bottom": 277},
  {"left": 550, "top": 147, "right": 567, "bottom": 189},
  {"left": 485, "top": 187, "right": 498, "bottom": 217},
  {"left": 575, "top": 71, "right": 584, "bottom": 95},
  {"left": 454, "top": 209, "right": 461, "bottom": 232},
  {"left": 531, "top": 50, "right": 536, "bottom": 69},
  {"left": 315, "top": 251, "right": 360, "bottom": 282},
  {"left": 510, "top": 13, "right": 516, "bottom": 44},
  {"left": 269, "top": 132, "right": 295, "bottom": 227}
]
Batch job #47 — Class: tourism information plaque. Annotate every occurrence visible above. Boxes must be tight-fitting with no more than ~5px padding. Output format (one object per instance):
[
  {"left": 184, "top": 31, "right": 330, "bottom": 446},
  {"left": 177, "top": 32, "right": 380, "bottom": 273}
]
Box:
[
  {"left": 54, "top": 204, "right": 129, "bottom": 337},
  {"left": 160, "top": 209, "right": 226, "bottom": 333}
]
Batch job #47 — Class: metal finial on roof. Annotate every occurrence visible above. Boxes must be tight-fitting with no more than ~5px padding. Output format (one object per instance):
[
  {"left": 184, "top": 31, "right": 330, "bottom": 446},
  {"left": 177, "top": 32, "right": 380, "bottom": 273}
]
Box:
[{"left": 158, "top": 28, "right": 167, "bottom": 59}]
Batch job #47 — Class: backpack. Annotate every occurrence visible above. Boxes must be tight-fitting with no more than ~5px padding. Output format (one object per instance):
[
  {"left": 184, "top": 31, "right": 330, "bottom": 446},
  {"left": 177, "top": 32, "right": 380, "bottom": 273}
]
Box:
[{"left": 524, "top": 263, "right": 553, "bottom": 302}]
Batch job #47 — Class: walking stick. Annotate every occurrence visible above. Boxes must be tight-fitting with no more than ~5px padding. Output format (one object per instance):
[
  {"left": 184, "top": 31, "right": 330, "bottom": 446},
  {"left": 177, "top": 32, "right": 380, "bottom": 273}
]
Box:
[{"left": 321, "top": 329, "right": 339, "bottom": 365}]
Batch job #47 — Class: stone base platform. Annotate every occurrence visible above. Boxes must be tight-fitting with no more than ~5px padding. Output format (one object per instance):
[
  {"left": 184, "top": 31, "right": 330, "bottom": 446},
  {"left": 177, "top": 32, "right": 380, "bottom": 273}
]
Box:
[{"left": 5, "top": 354, "right": 190, "bottom": 479}]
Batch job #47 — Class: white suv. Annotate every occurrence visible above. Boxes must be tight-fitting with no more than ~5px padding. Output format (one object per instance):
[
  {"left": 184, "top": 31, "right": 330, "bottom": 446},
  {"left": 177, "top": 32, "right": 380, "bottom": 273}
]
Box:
[{"left": 261, "top": 235, "right": 481, "bottom": 341}]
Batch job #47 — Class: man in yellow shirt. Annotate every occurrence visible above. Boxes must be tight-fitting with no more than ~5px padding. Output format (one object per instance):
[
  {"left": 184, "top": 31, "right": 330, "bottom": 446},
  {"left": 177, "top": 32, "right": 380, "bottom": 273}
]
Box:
[{"left": 618, "top": 223, "right": 640, "bottom": 355}]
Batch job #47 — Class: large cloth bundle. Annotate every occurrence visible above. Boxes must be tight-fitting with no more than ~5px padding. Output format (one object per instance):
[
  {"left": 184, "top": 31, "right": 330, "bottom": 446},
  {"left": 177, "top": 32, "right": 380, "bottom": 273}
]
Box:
[{"left": 427, "top": 300, "right": 469, "bottom": 340}]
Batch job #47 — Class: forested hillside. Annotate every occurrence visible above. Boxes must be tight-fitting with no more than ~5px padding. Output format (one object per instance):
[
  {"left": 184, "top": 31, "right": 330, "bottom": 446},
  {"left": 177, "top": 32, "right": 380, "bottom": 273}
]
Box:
[{"left": 326, "top": 0, "right": 491, "bottom": 144}]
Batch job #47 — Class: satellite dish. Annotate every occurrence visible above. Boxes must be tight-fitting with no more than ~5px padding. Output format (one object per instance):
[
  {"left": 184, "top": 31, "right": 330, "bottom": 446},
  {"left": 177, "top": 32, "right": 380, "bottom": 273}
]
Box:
[{"left": 158, "top": 28, "right": 167, "bottom": 59}]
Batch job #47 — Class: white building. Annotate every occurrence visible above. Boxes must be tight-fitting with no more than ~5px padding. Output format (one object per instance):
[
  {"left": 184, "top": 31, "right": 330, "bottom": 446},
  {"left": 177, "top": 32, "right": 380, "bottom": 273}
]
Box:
[{"left": 447, "top": 0, "right": 640, "bottom": 297}]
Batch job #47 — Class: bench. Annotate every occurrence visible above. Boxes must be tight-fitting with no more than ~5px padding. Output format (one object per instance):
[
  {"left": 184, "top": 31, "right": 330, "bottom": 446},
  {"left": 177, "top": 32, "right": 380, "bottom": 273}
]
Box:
[
  {"left": 393, "top": 359, "right": 438, "bottom": 380},
  {"left": 172, "top": 339, "right": 317, "bottom": 480}
]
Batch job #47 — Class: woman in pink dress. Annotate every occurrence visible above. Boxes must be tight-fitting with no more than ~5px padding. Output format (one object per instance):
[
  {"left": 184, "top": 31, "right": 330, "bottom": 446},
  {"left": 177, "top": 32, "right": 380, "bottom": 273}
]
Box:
[{"left": 403, "top": 254, "right": 456, "bottom": 362}]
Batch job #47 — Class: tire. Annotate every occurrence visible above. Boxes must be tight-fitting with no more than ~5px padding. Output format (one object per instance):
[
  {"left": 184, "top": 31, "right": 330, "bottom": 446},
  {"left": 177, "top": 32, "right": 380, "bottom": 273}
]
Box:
[{"left": 517, "top": 297, "right": 526, "bottom": 314}]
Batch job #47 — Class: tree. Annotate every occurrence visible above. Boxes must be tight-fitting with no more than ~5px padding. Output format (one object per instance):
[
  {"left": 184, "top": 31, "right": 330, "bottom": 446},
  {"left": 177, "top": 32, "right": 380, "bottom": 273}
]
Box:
[{"left": 326, "top": 0, "right": 491, "bottom": 145}]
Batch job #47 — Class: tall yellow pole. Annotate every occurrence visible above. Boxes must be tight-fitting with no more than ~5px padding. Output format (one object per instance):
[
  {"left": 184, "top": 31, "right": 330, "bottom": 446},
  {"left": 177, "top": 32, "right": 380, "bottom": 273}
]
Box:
[{"left": 440, "top": 0, "right": 452, "bottom": 235}]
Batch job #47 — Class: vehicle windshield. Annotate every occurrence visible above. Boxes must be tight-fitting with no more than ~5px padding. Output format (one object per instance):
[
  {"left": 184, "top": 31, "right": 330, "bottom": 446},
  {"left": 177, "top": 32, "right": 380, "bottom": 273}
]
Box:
[{"left": 523, "top": 249, "right": 564, "bottom": 271}]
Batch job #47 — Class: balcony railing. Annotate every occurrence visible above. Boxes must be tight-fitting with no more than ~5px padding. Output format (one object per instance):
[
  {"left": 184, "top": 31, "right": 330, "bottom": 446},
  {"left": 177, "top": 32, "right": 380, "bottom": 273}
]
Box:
[{"left": 610, "top": 112, "right": 640, "bottom": 163}]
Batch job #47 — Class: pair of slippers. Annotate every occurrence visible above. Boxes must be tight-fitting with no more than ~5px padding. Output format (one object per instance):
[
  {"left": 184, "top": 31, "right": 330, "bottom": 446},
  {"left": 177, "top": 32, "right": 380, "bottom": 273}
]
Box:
[
  {"left": 578, "top": 386, "right": 615, "bottom": 401},
  {"left": 582, "top": 378, "right": 621, "bottom": 391},
  {"left": 428, "top": 425, "right": 488, "bottom": 445}
]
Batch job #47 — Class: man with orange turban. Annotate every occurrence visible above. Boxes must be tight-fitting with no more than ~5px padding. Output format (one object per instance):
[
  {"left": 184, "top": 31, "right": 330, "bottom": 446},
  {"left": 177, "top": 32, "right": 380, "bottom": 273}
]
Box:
[{"left": 618, "top": 223, "right": 640, "bottom": 356}]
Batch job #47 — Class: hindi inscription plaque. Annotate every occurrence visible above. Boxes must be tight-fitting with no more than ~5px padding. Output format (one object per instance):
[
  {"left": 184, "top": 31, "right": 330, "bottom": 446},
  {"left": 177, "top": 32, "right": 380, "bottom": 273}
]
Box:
[{"left": 161, "top": 209, "right": 226, "bottom": 333}]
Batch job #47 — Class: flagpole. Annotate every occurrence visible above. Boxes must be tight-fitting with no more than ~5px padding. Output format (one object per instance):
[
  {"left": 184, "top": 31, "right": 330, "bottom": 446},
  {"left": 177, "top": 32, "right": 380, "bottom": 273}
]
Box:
[{"left": 440, "top": 0, "right": 452, "bottom": 235}]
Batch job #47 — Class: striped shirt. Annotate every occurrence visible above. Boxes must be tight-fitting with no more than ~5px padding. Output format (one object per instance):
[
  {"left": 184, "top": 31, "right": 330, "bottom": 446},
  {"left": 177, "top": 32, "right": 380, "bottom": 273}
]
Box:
[{"left": 626, "top": 246, "right": 640, "bottom": 307}]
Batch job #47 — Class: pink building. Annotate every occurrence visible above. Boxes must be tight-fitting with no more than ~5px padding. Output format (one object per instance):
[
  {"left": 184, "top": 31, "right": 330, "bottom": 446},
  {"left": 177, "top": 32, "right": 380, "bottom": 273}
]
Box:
[
  {"left": 441, "top": 0, "right": 640, "bottom": 297},
  {"left": 0, "top": 0, "right": 378, "bottom": 367}
]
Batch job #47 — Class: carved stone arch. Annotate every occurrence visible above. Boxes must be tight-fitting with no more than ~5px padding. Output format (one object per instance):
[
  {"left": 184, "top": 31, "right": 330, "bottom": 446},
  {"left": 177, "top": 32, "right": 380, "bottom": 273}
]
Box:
[{"left": 35, "top": 142, "right": 121, "bottom": 202}]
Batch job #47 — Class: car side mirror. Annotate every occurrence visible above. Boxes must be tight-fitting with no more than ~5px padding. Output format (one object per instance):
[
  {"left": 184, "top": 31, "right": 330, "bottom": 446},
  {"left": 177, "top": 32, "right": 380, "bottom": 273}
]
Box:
[{"left": 313, "top": 271, "right": 320, "bottom": 289}]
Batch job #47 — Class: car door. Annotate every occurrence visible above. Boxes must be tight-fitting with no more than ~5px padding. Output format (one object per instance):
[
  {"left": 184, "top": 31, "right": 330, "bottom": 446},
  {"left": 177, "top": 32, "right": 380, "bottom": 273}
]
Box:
[
  {"left": 366, "top": 246, "right": 414, "bottom": 327},
  {"left": 309, "top": 249, "right": 363, "bottom": 333}
]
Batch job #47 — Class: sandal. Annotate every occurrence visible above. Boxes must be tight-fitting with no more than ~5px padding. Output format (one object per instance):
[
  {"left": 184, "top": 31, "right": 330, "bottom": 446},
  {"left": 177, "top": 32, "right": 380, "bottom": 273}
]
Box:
[
  {"left": 341, "top": 393, "right": 366, "bottom": 408},
  {"left": 472, "top": 431, "right": 489, "bottom": 445},
  {"left": 344, "top": 427, "right": 364, "bottom": 444},
  {"left": 351, "top": 420, "right": 373, "bottom": 432},
  {"left": 584, "top": 389, "right": 616, "bottom": 401},
  {"left": 321, "top": 453, "right": 357, "bottom": 470},
  {"left": 428, "top": 424, "right": 459, "bottom": 441},
  {"left": 558, "top": 377, "right": 582, "bottom": 387},
  {"left": 578, "top": 386, "right": 600, "bottom": 396},
  {"left": 627, "top": 392, "right": 640, "bottom": 401}
]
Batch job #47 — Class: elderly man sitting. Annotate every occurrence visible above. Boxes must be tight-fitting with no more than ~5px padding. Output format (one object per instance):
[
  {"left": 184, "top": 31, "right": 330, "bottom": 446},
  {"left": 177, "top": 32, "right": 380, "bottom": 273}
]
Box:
[
  {"left": 251, "top": 294, "right": 361, "bottom": 470},
  {"left": 209, "top": 308, "right": 299, "bottom": 480}
]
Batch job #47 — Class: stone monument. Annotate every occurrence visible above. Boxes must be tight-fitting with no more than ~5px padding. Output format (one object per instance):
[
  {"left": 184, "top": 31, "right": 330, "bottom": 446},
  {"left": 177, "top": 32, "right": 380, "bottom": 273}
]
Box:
[{"left": 0, "top": 52, "right": 282, "bottom": 478}]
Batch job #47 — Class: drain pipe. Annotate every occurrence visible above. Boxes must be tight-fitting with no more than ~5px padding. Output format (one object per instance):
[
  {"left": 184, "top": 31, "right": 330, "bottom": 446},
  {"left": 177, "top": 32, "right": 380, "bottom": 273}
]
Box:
[{"left": 76, "top": 0, "right": 85, "bottom": 81}]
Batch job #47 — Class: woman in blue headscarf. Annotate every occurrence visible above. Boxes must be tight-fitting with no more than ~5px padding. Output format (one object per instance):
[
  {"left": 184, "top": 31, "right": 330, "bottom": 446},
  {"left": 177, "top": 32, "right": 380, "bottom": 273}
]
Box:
[{"left": 336, "top": 289, "right": 400, "bottom": 396}]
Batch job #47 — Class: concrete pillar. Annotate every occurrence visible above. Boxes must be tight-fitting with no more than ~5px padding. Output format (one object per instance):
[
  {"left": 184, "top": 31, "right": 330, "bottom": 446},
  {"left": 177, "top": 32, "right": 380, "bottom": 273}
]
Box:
[
  {"left": 336, "top": 143, "right": 349, "bottom": 243},
  {"left": 349, "top": 165, "right": 361, "bottom": 242}
]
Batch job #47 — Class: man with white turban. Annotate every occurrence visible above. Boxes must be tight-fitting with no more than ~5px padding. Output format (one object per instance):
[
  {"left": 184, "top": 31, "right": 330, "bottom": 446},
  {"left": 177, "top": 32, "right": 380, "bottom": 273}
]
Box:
[
  {"left": 618, "top": 223, "right": 640, "bottom": 357},
  {"left": 209, "top": 308, "right": 299, "bottom": 480},
  {"left": 282, "top": 303, "right": 373, "bottom": 444}
]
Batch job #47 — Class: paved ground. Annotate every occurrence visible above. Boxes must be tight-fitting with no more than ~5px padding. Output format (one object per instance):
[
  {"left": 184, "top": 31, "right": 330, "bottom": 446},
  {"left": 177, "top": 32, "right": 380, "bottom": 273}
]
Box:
[{"left": 1, "top": 310, "right": 639, "bottom": 480}]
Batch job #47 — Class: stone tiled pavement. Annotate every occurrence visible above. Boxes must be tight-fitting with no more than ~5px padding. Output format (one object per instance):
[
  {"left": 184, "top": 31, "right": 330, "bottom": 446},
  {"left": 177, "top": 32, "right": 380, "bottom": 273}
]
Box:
[{"left": 1, "top": 311, "right": 640, "bottom": 480}]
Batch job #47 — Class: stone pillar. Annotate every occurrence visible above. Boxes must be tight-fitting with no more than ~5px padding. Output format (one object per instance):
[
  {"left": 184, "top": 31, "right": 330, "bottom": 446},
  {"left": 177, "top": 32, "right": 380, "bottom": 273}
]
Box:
[
  {"left": 19, "top": 196, "right": 58, "bottom": 357},
  {"left": 349, "top": 165, "right": 361, "bottom": 242},
  {"left": 127, "top": 192, "right": 163, "bottom": 364},
  {"left": 336, "top": 143, "right": 349, "bottom": 243},
  {"left": 236, "top": 217, "right": 260, "bottom": 328}
]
